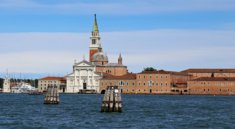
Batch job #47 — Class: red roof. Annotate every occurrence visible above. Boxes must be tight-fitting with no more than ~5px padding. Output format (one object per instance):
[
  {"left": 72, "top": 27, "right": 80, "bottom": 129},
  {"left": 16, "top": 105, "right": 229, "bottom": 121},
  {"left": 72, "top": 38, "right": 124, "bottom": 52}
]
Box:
[
  {"left": 39, "top": 76, "right": 65, "bottom": 81},
  {"left": 190, "top": 77, "right": 235, "bottom": 81},
  {"left": 139, "top": 70, "right": 189, "bottom": 76},
  {"left": 102, "top": 73, "right": 136, "bottom": 80},
  {"left": 182, "top": 68, "right": 235, "bottom": 73},
  {"left": 139, "top": 70, "right": 169, "bottom": 74}
]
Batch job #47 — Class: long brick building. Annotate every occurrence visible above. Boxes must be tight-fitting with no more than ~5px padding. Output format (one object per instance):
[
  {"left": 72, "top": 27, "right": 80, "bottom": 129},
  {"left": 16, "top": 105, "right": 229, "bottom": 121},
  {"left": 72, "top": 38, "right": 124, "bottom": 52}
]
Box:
[
  {"left": 100, "top": 68, "right": 235, "bottom": 95},
  {"left": 188, "top": 77, "right": 235, "bottom": 95},
  {"left": 100, "top": 69, "right": 191, "bottom": 94}
]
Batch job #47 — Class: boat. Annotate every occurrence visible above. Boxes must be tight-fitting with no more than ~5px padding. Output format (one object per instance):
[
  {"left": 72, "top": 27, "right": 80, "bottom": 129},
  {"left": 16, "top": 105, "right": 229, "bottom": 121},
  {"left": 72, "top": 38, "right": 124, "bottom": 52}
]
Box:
[
  {"left": 11, "top": 82, "right": 37, "bottom": 93},
  {"left": 28, "top": 91, "right": 43, "bottom": 95}
]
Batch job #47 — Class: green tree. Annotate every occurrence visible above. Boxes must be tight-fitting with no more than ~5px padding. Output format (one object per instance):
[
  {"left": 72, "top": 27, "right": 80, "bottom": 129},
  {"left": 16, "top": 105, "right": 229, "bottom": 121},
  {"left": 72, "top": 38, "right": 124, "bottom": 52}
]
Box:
[
  {"left": 0, "top": 78, "right": 3, "bottom": 88},
  {"left": 35, "top": 79, "right": 39, "bottom": 88},
  {"left": 143, "top": 67, "right": 157, "bottom": 72}
]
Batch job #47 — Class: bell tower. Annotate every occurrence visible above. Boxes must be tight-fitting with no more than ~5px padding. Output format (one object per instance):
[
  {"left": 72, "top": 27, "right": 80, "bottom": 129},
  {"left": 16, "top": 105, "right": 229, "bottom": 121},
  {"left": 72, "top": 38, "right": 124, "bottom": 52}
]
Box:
[
  {"left": 118, "top": 53, "right": 123, "bottom": 65},
  {"left": 89, "top": 14, "right": 102, "bottom": 62}
]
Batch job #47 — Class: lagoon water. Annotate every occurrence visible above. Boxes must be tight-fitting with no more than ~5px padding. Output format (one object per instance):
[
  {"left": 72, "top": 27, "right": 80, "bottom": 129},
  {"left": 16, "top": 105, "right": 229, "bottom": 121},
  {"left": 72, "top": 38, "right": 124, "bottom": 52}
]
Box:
[{"left": 0, "top": 94, "right": 235, "bottom": 129}]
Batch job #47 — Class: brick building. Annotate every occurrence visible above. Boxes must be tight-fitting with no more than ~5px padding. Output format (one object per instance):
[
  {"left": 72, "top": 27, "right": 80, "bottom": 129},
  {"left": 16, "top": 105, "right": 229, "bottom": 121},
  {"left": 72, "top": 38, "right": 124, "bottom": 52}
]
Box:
[
  {"left": 188, "top": 77, "right": 235, "bottom": 95},
  {"left": 100, "top": 69, "right": 191, "bottom": 94},
  {"left": 182, "top": 69, "right": 235, "bottom": 79},
  {"left": 38, "top": 76, "right": 66, "bottom": 93},
  {"left": 100, "top": 73, "right": 136, "bottom": 94}
]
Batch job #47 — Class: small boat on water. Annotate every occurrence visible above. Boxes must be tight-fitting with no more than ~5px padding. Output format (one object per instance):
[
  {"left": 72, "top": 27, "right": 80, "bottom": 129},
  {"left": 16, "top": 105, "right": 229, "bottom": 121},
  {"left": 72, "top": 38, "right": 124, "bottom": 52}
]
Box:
[
  {"left": 28, "top": 91, "right": 43, "bottom": 95},
  {"left": 11, "top": 82, "right": 38, "bottom": 94}
]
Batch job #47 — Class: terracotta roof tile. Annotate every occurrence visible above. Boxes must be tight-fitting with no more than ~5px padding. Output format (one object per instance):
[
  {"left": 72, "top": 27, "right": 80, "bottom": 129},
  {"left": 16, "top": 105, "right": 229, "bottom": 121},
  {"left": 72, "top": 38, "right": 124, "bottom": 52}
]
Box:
[
  {"left": 190, "top": 77, "right": 235, "bottom": 81},
  {"left": 102, "top": 73, "right": 136, "bottom": 80},
  {"left": 39, "top": 76, "right": 66, "bottom": 81},
  {"left": 139, "top": 70, "right": 189, "bottom": 76},
  {"left": 182, "top": 68, "right": 235, "bottom": 73}
]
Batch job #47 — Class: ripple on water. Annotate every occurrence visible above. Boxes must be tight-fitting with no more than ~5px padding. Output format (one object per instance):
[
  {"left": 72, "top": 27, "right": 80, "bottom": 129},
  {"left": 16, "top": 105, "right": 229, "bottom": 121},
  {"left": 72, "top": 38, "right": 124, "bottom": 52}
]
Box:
[{"left": 0, "top": 94, "right": 235, "bottom": 129}]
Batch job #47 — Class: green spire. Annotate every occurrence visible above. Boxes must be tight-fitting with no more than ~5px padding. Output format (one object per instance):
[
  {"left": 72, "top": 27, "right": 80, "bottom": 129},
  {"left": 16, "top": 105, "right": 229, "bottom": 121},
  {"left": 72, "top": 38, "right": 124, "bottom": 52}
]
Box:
[{"left": 93, "top": 14, "right": 99, "bottom": 32}]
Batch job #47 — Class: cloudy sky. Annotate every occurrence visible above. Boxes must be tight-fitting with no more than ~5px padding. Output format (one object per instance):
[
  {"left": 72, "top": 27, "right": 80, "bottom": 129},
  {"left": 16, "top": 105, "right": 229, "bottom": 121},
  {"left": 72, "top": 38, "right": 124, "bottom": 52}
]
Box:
[{"left": 1, "top": 0, "right": 235, "bottom": 78}]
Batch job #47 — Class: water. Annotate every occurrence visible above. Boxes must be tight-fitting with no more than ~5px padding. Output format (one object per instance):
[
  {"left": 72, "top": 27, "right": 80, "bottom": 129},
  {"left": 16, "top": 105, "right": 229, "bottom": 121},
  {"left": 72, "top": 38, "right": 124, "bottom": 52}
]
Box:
[{"left": 0, "top": 94, "right": 235, "bottom": 129}]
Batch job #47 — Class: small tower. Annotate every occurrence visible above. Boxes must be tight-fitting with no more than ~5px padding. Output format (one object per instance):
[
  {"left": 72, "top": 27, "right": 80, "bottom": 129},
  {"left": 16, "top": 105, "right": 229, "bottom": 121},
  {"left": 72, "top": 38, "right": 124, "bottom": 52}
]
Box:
[
  {"left": 3, "top": 71, "right": 11, "bottom": 93},
  {"left": 89, "top": 14, "right": 102, "bottom": 62},
  {"left": 118, "top": 53, "right": 123, "bottom": 65}
]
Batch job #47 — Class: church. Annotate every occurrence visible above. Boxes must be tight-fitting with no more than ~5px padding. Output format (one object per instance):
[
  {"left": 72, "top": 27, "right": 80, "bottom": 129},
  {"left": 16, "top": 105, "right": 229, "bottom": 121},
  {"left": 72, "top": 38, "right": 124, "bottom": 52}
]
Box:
[{"left": 66, "top": 14, "right": 128, "bottom": 93}]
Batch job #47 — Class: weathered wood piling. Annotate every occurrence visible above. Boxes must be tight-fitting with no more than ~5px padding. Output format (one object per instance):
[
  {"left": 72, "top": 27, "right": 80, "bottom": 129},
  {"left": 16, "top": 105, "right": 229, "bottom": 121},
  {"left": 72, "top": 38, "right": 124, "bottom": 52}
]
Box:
[
  {"left": 44, "top": 85, "right": 60, "bottom": 104},
  {"left": 101, "top": 86, "right": 122, "bottom": 112}
]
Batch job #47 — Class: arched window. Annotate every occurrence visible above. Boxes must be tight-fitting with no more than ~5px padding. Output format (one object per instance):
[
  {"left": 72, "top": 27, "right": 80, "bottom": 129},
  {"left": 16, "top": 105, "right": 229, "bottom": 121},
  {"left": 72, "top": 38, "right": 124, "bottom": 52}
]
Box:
[{"left": 119, "top": 81, "right": 125, "bottom": 86}]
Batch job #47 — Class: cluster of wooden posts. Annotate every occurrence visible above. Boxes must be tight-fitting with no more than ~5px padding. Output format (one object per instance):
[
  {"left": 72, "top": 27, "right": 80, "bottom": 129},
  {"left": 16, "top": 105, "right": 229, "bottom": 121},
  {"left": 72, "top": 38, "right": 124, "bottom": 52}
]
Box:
[
  {"left": 43, "top": 85, "right": 122, "bottom": 113},
  {"left": 44, "top": 85, "right": 60, "bottom": 104},
  {"left": 101, "top": 86, "right": 122, "bottom": 112}
]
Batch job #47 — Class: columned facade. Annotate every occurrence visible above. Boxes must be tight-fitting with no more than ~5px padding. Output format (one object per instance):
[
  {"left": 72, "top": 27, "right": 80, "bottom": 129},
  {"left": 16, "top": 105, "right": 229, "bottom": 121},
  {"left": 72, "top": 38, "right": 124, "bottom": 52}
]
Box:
[{"left": 66, "top": 60, "right": 101, "bottom": 93}]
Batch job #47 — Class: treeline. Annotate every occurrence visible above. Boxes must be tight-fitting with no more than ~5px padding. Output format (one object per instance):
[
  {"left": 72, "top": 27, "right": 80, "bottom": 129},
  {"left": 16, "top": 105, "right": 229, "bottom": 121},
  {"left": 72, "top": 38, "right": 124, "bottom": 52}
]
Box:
[
  {"left": 0, "top": 78, "right": 3, "bottom": 89},
  {"left": 0, "top": 78, "right": 38, "bottom": 88},
  {"left": 142, "top": 67, "right": 157, "bottom": 72}
]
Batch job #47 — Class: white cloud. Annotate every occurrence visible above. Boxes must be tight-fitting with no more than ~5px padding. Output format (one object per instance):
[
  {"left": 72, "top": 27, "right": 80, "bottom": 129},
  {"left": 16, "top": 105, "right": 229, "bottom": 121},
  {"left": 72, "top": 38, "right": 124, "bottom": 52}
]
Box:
[
  {"left": 0, "top": 0, "right": 235, "bottom": 14},
  {"left": 0, "top": 32, "right": 89, "bottom": 53},
  {"left": 0, "top": 51, "right": 74, "bottom": 73},
  {"left": 0, "top": 29, "right": 235, "bottom": 75}
]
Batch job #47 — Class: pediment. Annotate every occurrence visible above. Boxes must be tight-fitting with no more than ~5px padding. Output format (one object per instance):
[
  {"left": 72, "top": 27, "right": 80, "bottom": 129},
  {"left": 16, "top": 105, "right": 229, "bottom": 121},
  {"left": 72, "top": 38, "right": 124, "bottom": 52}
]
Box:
[
  {"left": 74, "top": 60, "right": 94, "bottom": 67},
  {"left": 66, "top": 73, "right": 74, "bottom": 77}
]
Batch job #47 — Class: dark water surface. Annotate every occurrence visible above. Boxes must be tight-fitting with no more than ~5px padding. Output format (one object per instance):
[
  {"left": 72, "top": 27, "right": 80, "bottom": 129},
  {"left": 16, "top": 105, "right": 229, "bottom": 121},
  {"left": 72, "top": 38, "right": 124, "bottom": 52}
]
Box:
[{"left": 0, "top": 94, "right": 235, "bottom": 129}]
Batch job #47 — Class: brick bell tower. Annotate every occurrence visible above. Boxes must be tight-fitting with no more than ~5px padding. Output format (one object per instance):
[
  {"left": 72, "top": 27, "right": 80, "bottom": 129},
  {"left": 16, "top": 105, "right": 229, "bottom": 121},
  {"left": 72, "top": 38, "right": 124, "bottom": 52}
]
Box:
[{"left": 89, "top": 14, "right": 103, "bottom": 62}]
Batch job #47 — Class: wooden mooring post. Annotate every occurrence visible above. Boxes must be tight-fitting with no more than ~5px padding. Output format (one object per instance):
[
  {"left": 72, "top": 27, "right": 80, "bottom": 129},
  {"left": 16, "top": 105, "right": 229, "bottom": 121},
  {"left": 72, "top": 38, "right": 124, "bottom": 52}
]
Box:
[
  {"left": 44, "top": 85, "right": 60, "bottom": 104},
  {"left": 101, "top": 86, "right": 122, "bottom": 112}
]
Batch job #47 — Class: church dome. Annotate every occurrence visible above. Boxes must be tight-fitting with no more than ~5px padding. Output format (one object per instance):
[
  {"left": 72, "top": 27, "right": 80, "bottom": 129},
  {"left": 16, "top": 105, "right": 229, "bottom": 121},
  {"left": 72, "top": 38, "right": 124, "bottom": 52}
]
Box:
[{"left": 92, "top": 52, "right": 108, "bottom": 62}]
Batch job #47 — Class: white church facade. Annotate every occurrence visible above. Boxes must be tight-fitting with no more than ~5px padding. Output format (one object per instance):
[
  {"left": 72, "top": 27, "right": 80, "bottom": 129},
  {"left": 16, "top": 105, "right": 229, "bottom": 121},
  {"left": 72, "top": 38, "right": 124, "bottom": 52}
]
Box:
[{"left": 66, "top": 60, "right": 101, "bottom": 93}]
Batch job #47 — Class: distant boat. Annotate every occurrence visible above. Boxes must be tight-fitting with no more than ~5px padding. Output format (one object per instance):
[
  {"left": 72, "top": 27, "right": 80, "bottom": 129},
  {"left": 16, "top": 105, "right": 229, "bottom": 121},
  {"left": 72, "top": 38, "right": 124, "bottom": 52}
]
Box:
[
  {"left": 28, "top": 91, "right": 43, "bottom": 95},
  {"left": 11, "top": 82, "right": 37, "bottom": 93}
]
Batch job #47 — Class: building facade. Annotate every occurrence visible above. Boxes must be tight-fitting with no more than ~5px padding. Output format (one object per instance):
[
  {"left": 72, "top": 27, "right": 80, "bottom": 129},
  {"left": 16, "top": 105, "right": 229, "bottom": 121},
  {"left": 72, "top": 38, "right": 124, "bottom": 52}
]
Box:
[
  {"left": 100, "top": 70, "right": 191, "bottom": 94},
  {"left": 38, "top": 76, "right": 66, "bottom": 93},
  {"left": 66, "top": 60, "right": 101, "bottom": 93},
  {"left": 188, "top": 77, "right": 235, "bottom": 95},
  {"left": 182, "top": 69, "right": 235, "bottom": 79},
  {"left": 100, "top": 73, "right": 137, "bottom": 94}
]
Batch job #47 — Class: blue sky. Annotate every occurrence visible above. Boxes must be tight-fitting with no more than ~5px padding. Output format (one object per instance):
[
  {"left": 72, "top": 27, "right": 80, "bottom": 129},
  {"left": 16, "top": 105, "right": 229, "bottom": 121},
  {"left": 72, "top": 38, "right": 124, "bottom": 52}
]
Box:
[{"left": 1, "top": 0, "right": 235, "bottom": 78}]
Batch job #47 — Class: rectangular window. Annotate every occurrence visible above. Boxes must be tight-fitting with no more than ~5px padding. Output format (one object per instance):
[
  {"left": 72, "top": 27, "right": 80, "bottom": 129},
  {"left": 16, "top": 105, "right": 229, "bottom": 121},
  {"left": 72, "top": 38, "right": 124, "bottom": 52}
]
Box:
[{"left": 92, "top": 39, "right": 96, "bottom": 44}]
